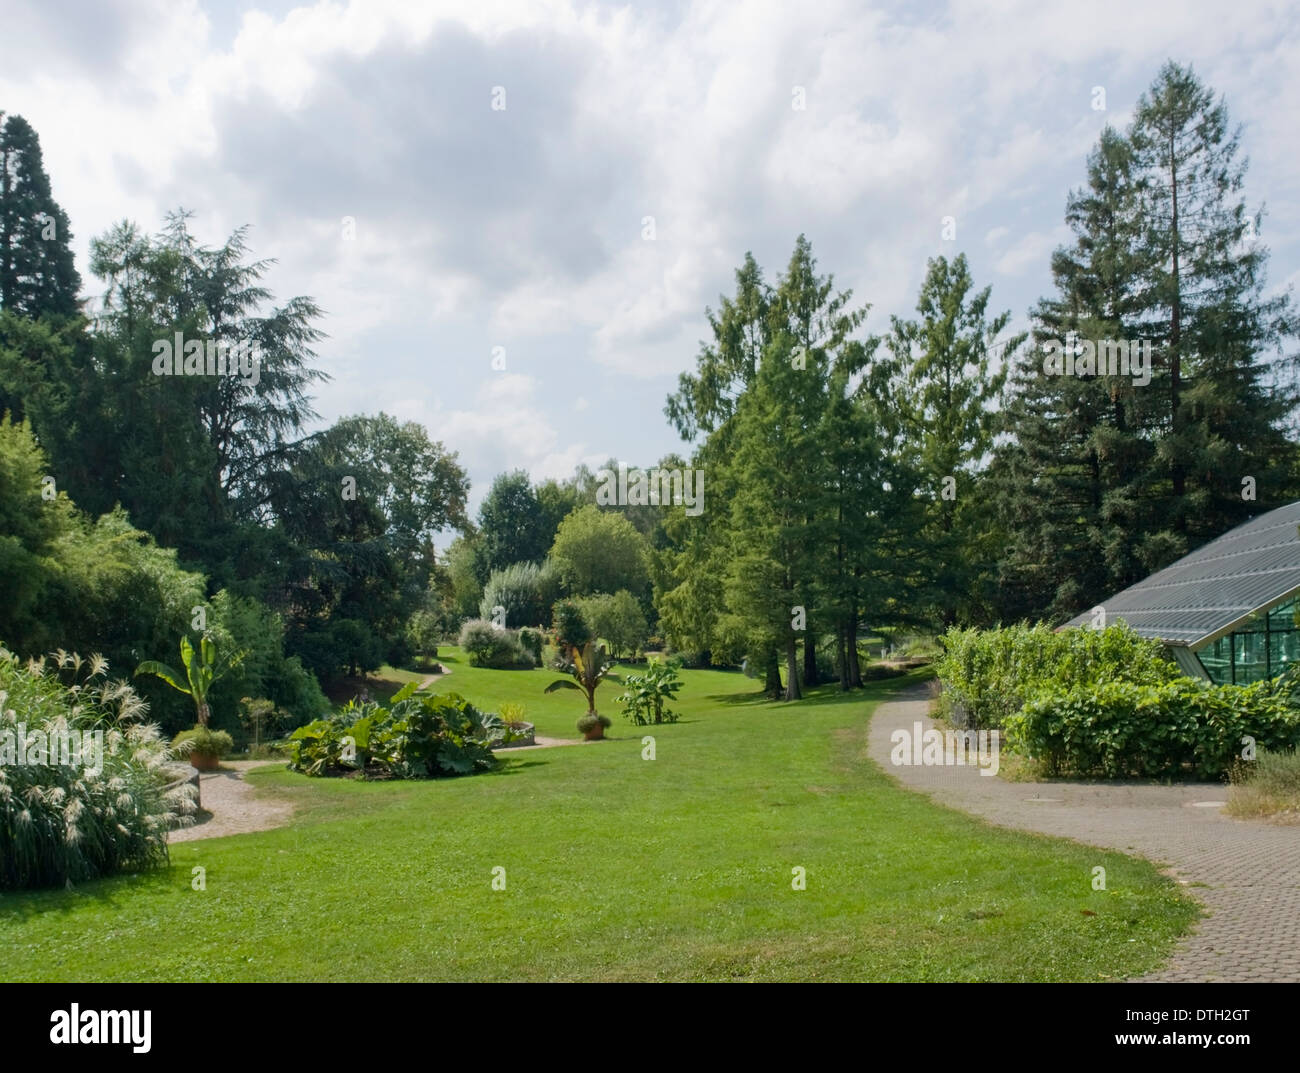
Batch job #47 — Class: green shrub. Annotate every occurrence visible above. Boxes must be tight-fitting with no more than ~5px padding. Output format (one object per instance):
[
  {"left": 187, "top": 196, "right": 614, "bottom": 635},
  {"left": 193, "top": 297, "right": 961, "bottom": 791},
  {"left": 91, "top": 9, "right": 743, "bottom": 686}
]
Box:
[
  {"left": 457, "top": 620, "right": 534, "bottom": 668},
  {"left": 577, "top": 713, "right": 611, "bottom": 734},
  {"left": 1006, "top": 678, "right": 1300, "bottom": 779},
  {"left": 289, "top": 684, "right": 503, "bottom": 778},
  {"left": 479, "top": 561, "right": 560, "bottom": 629},
  {"left": 576, "top": 590, "right": 648, "bottom": 659},
  {"left": 551, "top": 599, "right": 592, "bottom": 650},
  {"left": 517, "top": 627, "right": 544, "bottom": 664},
  {"left": 616, "top": 658, "right": 683, "bottom": 725},
  {"left": 0, "top": 646, "right": 195, "bottom": 890},
  {"left": 170, "top": 725, "right": 234, "bottom": 759},
  {"left": 936, "top": 623, "right": 1179, "bottom": 729}
]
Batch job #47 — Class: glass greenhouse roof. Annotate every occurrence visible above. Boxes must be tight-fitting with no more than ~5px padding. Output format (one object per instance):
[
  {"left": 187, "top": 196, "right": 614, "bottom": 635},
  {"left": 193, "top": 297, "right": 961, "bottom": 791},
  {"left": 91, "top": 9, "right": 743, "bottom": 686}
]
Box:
[{"left": 1062, "top": 501, "right": 1300, "bottom": 648}]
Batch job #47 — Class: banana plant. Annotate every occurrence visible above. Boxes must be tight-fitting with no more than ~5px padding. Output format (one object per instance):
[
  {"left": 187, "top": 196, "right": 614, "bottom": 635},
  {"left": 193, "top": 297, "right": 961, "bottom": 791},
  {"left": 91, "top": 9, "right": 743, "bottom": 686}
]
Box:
[
  {"left": 135, "top": 633, "right": 247, "bottom": 727},
  {"left": 544, "top": 640, "right": 621, "bottom": 714}
]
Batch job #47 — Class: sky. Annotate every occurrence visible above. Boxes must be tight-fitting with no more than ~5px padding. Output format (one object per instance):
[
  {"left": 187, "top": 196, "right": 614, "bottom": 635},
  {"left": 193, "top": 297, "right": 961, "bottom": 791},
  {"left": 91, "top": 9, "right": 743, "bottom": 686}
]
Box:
[{"left": 3, "top": 0, "right": 1299, "bottom": 517}]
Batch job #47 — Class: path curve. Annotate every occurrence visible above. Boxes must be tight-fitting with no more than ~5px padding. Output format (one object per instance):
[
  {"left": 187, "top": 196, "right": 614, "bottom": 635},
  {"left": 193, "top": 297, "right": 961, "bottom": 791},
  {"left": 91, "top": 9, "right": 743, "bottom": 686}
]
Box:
[
  {"left": 168, "top": 761, "right": 293, "bottom": 843},
  {"left": 866, "top": 685, "right": 1300, "bottom": 982}
]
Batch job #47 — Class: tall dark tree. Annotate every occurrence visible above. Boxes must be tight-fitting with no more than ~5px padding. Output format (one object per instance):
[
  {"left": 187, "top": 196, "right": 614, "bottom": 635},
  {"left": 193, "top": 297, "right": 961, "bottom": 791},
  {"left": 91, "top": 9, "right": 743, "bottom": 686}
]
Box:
[
  {"left": 80, "top": 212, "right": 329, "bottom": 585},
  {"left": 1128, "top": 61, "right": 1299, "bottom": 546},
  {"left": 994, "top": 64, "right": 1299, "bottom": 624},
  {"left": 477, "top": 469, "right": 548, "bottom": 573},
  {"left": 993, "top": 127, "right": 1157, "bottom": 620},
  {"left": 273, "top": 414, "right": 469, "bottom": 679},
  {"left": 885, "top": 253, "right": 1021, "bottom": 626},
  {"left": 0, "top": 113, "right": 81, "bottom": 318}
]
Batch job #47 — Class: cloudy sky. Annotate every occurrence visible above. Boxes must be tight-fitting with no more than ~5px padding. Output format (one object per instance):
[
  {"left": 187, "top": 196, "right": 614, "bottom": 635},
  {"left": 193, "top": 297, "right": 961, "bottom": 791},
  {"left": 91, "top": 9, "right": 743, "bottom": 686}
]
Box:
[{"left": 4, "top": 0, "right": 1299, "bottom": 514}]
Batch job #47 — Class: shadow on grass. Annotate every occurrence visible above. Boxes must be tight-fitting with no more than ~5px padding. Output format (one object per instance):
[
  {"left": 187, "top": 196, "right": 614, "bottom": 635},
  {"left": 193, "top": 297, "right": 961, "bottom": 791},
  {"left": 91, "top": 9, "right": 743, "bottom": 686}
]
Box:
[
  {"left": 487, "top": 758, "right": 549, "bottom": 776},
  {"left": 0, "top": 862, "right": 180, "bottom": 923},
  {"left": 706, "top": 670, "right": 932, "bottom": 710}
]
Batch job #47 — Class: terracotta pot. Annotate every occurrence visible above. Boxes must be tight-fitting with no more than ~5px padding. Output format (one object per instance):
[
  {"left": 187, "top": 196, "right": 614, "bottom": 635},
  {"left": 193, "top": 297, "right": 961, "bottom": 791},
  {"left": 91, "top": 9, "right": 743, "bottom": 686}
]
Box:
[
  {"left": 189, "top": 750, "right": 220, "bottom": 772},
  {"left": 583, "top": 723, "right": 605, "bottom": 741}
]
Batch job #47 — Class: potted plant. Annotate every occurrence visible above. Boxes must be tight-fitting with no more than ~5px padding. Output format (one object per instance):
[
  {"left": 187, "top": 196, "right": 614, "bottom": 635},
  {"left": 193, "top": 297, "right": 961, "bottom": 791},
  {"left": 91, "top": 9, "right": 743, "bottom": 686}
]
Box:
[
  {"left": 576, "top": 713, "right": 612, "bottom": 741},
  {"left": 171, "top": 726, "right": 234, "bottom": 771},
  {"left": 493, "top": 701, "right": 535, "bottom": 749}
]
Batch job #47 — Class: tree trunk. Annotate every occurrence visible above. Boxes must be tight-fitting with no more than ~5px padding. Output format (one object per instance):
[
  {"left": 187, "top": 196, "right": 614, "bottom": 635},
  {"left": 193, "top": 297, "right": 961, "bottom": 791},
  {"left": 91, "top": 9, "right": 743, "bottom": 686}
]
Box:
[
  {"left": 847, "top": 616, "right": 862, "bottom": 689},
  {"left": 784, "top": 635, "right": 802, "bottom": 701},
  {"left": 837, "top": 622, "right": 850, "bottom": 691},
  {"left": 197, "top": 700, "right": 210, "bottom": 728},
  {"left": 802, "top": 621, "right": 819, "bottom": 687},
  {"left": 1168, "top": 130, "right": 1185, "bottom": 510},
  {"left": 763, "top": 646, "right": 781, "bottom": 698}
]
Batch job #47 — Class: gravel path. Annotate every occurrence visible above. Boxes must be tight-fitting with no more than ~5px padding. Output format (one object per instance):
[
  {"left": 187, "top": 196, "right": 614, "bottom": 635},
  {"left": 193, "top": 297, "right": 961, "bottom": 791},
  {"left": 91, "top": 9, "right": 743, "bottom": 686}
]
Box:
[
  {"left": 866, "top": 685, "right": 1300, "bottom": 982},
  {"left": 167, "top": 761, "right": 293, "bottom": 844}
]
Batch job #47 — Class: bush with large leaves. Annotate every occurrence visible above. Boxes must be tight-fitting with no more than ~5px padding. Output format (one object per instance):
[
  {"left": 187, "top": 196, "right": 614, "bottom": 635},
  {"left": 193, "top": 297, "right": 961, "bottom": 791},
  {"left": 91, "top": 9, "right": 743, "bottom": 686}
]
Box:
[
  {"left": 289, "top": 683, "right": 504, "bottom": 779},
  {"left": 616, "top": 657, "right": 683, "bottom": 725}
]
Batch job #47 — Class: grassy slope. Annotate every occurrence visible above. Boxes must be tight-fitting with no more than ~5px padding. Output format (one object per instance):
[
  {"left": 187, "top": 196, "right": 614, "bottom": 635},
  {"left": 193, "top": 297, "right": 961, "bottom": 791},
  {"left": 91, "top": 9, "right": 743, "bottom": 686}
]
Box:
[{"left": 0, "top": 654, "right": 1196, "bottom": 981}]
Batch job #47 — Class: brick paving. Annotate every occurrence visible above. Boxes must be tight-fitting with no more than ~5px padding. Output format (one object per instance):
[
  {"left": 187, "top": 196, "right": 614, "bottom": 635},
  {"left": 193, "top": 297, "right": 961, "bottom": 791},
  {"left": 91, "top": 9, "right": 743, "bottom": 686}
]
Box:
[{"left": 866, "top": 686, "right": 1300, "bottom": 982}]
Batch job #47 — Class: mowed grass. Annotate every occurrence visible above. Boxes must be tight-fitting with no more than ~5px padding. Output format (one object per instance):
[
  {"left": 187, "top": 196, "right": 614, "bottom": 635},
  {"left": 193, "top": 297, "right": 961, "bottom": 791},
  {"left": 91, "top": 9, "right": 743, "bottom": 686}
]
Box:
[{"left": 0, "top": 654, "right": 1197, "bottom": 981}]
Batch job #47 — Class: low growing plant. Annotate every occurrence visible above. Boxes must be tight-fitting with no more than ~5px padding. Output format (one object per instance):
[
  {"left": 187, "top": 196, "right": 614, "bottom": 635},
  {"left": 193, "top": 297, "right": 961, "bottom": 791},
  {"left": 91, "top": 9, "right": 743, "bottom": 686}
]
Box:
[
  {"left": 577, "top": 713, "right": 612, "bottom": 736},
  {"left": 170, "top": 725, "right": 234, "bottom": 761},
  {"left": 1227, "top": 748, "right": 1300, "bottom": 819}
]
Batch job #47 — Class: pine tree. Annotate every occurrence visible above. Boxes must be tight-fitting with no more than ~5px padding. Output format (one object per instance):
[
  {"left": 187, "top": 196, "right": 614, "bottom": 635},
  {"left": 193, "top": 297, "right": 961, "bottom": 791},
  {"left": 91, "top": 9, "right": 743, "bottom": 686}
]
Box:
[
  {"left": 0, "top": 113, "right": 81, "bottom": 317},
  {"left": 993, "top": 127, "right": 1156, "bottom": 621},
  {"left": 1128, "top": 61, "right": 1299, "bottom": 548},
  {"left": 885, "top": 254, "right": 1020, "bottom": 626},
  {"left": 993, "top": 64, "right": 1299, "bottom": 623}
]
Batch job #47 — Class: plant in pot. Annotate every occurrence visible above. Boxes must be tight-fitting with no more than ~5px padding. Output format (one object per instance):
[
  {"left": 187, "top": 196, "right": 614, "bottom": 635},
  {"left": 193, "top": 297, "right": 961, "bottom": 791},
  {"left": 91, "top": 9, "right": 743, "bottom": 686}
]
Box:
[
  {"left": 544, "top": 636, "right": 621, "bottom": 740},
  {"left": 495, "top": 701, "right": 535, "bottom": 747},
  {"left": 171, "top": 726, "right": 234, "bottom": 771},
  {"left": 576, "top": 712, "right": 612, "bottom": 741}
]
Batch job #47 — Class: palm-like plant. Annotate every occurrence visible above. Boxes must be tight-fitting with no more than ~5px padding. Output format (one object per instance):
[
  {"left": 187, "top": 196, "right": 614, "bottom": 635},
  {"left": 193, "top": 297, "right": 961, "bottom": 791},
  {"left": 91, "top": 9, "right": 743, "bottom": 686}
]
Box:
[
  {"left": 544, "top": 640, "right": 620, "bottom": 714},
  {"left": 135, "top": 634, "right": 247, "bottom": 727}
]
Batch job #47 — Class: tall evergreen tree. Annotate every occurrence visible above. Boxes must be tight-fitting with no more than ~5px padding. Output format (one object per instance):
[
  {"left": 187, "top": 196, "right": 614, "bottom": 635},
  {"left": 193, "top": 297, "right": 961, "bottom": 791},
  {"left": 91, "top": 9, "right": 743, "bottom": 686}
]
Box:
[
  {"left": 1128, "top": 61, "right": 1298, "bottom": 546},
  {"left": 0, "top": 113, "right": 81, "bottom": 318},
  {"left": 993, "top": 63, "right": 1299, "bottom": 623},
  {"left": 993, "top": 127, "right": 1157, "bottom": 620},
  {"left": 885, "top": 254, "right": 1020, "bottom": 626}
]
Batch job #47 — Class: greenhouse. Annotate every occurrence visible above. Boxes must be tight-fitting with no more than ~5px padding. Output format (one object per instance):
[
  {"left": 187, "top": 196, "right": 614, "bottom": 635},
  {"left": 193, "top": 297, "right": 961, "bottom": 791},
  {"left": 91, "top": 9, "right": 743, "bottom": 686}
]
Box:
[{"left": 1064, "top": 500, "right": 1300, "bottom": 684}]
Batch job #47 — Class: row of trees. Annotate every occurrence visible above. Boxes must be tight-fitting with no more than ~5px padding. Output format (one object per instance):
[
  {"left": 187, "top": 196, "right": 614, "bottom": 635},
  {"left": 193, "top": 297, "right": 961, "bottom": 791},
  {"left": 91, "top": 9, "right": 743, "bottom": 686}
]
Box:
[
  {"left": 2, "top": 61, "right": 1295, "bottom": 714},
  {"left": 0, "top": 111, "right": 471, "bottom": 733},
  {"left": 650, "top": 62, "right": 1299, "bottom": 697}
]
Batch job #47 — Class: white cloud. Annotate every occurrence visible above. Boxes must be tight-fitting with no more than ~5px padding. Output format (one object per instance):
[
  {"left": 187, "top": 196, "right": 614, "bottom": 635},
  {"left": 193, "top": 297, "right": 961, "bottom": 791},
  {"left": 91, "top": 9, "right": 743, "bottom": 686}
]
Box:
[{"left": 2, "top": 0, "right": 1297, "bottom": 491}]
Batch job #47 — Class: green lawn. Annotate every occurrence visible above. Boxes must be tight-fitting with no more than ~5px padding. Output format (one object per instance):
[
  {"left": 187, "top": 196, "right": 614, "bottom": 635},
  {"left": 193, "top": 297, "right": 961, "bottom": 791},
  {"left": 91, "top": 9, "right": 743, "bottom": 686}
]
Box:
[{"left": 0, "top": 655, "right": 1197, "bottom": 981}]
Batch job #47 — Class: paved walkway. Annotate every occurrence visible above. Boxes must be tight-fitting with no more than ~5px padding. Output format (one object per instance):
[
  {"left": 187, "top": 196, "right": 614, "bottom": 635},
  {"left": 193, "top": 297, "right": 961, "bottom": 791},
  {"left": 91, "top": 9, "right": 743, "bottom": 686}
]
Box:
[{"left": 866, "top": 686, "right": 1300, "bottom": 982}]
